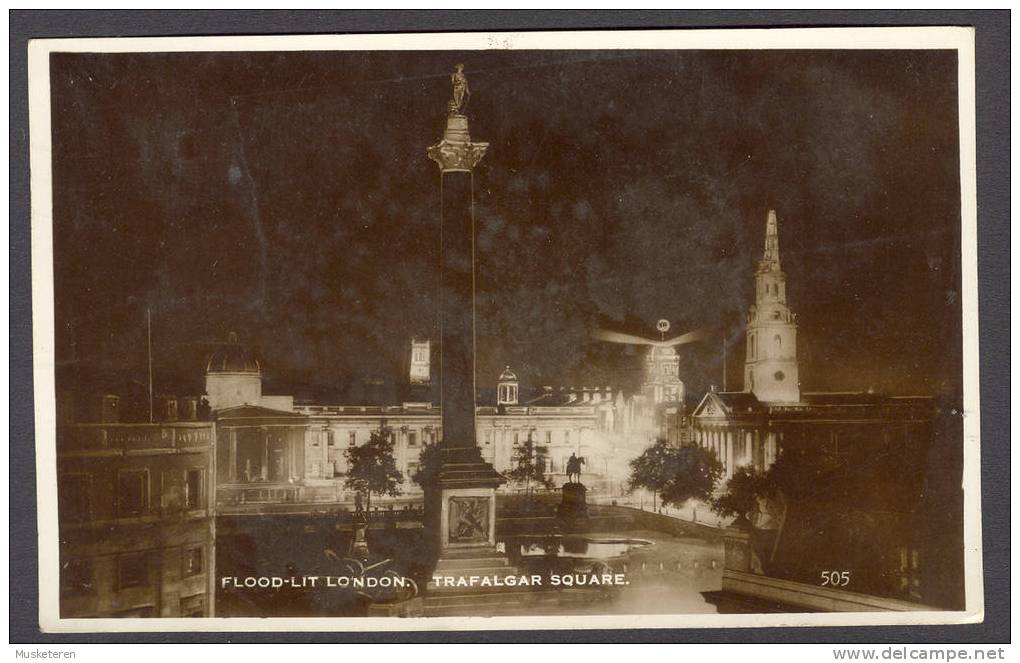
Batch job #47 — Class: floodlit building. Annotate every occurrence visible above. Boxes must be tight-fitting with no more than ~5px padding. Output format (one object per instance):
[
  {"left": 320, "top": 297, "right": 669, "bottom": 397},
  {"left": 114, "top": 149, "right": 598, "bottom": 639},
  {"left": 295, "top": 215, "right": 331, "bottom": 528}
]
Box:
[{"left": 56, "top": 413, "right": 217, "bottom": 617}]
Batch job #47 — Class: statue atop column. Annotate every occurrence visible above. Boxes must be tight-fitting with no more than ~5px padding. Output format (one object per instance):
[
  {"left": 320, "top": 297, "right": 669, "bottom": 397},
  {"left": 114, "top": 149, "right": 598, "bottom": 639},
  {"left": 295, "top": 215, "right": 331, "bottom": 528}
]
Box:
[
  {"left": 449, "top": 63, "right": 470, "bottom": 116},
  {"left": 429, "top": 64, "right": 488, "bottom": 173}
]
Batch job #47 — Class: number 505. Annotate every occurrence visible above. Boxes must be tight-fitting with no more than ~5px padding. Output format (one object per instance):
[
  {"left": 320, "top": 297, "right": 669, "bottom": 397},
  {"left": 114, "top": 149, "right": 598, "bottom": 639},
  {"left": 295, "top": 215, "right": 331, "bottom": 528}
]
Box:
[{"left": 820, "top": 571, "right": 851, "bottom": 587}]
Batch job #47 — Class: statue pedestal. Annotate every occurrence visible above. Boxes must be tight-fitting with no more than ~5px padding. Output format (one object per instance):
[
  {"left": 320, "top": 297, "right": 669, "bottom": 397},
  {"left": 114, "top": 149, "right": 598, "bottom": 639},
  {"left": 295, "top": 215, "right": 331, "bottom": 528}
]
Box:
[
  {"left": 557, "top": 482, "right": 590, "bottom": 522},
  {"left": 349, "top": 511, "right": 370, "bottom": 562}
]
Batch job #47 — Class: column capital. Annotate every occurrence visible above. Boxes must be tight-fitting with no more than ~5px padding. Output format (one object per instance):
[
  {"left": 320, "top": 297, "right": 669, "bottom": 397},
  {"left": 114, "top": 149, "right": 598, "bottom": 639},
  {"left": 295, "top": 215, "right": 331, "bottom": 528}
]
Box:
[
  {"left": 427, "top": 114, "right": 488, "bottom": 173},
  {"left": 428, "top": 139, "right": 488, "bottom": 173}
]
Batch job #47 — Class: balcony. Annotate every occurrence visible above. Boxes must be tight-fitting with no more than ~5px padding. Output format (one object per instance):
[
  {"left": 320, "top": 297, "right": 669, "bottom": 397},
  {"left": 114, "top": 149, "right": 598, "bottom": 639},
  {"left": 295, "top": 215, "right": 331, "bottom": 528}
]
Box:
[{"left": 57, "top": 423, "right": 215, "bottom": 456}]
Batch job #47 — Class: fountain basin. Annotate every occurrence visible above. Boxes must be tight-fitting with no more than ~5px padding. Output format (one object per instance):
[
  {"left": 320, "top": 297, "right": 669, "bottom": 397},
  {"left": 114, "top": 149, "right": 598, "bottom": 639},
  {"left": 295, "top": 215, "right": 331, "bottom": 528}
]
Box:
[{"left": 504, "top": 535, "right": 653, "bottom": 570}]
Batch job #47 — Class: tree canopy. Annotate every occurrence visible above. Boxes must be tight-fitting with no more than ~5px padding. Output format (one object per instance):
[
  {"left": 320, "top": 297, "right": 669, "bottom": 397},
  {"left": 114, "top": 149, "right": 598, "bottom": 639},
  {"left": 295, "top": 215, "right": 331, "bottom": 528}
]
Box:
[
  {"left": 659, "top": 445, "right": 724, "bottom": 508},
  {"left": 711, "top": 465, "right": 775, "bottom": 521},
  {"left": 411, "top": 441, "right": 443, "bottom": 491},
  {"left": 506, "top": 436, "right": 555, "bottom": 495},
  {"left": 343, "top": 426, "right": 403, "bottom": 511},
  {"left": 629, "top": 439, "right": 723, "bottom": 509}
]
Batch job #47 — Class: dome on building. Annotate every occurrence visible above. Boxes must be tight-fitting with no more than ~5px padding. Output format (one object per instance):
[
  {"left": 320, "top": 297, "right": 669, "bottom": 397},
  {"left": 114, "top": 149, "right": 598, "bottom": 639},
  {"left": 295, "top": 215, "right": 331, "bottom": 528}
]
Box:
[
  {"left": 498, "top": 365, "right": 518, "bottom": 382},
  {"left": 206, "top": 332, "right": 261, "bottom": 374}
]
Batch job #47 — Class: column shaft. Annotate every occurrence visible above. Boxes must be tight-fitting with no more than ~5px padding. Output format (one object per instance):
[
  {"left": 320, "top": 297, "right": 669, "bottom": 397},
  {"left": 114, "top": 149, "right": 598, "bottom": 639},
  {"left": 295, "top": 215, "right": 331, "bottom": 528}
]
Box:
[{"left": 439, "top": 171, "right": 476, "bottom": 448}]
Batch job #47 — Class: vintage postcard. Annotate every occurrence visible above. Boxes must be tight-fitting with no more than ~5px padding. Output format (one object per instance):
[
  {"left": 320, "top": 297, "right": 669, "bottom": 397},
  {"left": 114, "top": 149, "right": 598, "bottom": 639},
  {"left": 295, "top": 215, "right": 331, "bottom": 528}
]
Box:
[{"left": 29, "top": 27, "right": 981, "bottom": 632}]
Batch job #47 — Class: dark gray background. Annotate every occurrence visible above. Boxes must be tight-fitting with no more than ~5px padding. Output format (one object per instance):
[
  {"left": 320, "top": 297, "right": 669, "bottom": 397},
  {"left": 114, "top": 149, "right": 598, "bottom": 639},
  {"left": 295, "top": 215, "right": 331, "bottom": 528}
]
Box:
[{"left": 9, "top": 10, "right": 1010, "bottom": 644}]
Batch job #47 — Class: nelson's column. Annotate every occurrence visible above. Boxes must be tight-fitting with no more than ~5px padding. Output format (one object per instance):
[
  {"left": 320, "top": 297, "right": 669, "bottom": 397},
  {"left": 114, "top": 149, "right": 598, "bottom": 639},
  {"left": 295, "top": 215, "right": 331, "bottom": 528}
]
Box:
[{"left": 425, "top": 66, "right": 505, "bottom": 560}]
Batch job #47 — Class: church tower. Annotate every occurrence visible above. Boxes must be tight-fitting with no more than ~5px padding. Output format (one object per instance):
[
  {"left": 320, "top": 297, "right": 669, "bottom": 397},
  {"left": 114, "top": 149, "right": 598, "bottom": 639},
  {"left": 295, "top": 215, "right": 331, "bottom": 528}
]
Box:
[{"left": 744, "top": 210, "right": 800, "bottom": 403}]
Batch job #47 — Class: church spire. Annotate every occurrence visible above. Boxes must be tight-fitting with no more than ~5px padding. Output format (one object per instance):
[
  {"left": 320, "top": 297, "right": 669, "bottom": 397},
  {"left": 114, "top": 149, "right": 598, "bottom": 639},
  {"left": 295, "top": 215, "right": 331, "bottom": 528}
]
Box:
[
  {"left": 761, "top": 209, "right": 781, "bottom": 269},
  {"left": 744, "top": 209, "right": 800, "bottom": 403}
]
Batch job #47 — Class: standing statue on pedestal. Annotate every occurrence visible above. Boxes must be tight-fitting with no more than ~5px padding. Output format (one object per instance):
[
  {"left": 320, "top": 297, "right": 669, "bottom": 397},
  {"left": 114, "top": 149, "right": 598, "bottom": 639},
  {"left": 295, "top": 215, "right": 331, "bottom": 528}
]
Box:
[{"left": 449, "top": 63, "right": 470, "bottom": 115}]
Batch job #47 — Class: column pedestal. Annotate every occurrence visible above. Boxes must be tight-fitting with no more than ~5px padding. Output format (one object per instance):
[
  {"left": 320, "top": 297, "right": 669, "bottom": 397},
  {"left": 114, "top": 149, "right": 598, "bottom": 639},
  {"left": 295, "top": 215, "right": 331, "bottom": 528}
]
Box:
[{"left": 432, "top": 447, "right": 504, "bottom": 551}]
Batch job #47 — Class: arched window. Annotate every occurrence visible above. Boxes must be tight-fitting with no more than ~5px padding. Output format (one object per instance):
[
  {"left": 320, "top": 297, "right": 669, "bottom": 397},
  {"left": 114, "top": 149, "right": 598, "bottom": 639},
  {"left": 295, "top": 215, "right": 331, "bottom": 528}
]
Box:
[{"left": 774, "top": 334, "right": 782, "bottom": 350}]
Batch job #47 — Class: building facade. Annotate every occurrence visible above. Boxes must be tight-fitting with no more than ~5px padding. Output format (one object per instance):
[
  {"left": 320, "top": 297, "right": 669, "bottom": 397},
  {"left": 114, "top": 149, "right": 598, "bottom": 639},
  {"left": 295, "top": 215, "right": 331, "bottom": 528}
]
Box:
[
  {"left": 291, "top": 389, "right": 628, "bottom": 499},
  {"left": 56, "top": 419, "right": 217, "bottom": 617},
  {"left": 199, "top": 330, "right": 665, "bottom": 507}
]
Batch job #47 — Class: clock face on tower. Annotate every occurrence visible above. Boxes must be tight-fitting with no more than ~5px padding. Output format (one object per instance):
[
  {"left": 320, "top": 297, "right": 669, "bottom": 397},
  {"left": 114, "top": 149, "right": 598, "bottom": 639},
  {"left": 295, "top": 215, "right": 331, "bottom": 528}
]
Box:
[{"left": 774, "top": 371, "right": 785, "bottom": 381}]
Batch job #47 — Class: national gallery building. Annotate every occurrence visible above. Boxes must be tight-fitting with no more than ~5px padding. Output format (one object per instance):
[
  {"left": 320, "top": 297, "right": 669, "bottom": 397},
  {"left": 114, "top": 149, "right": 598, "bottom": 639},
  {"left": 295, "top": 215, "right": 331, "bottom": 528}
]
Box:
[{"left": 201, "top": 334, "right": 680, "bottom": 508}]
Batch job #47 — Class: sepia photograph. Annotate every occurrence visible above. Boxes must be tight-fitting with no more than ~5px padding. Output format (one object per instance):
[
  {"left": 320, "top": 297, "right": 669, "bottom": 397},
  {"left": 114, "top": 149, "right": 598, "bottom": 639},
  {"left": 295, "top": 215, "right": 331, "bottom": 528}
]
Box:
[{"left": 27, "top": 26, "right": 981, "bottom": 632}]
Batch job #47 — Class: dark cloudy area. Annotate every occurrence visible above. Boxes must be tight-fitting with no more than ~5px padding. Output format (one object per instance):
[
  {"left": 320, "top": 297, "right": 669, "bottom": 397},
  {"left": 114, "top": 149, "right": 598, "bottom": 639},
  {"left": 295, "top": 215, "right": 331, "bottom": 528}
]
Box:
[{"left": 49, "top": 49, "right": 961, "bottom": 402}]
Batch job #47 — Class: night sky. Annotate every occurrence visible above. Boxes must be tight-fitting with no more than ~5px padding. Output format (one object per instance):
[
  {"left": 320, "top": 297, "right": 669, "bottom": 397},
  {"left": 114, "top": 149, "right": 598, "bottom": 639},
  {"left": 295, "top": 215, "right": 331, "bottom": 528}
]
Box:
[{"left": 49, "top": 49, "right": 962, "bottom": 403}]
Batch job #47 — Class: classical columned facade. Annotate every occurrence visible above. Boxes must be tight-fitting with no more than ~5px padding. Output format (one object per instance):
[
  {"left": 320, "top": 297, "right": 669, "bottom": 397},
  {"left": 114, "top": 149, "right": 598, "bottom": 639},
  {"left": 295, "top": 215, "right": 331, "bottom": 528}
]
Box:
[
  {"left": 214, "top": 405, "right": 309, "bottom": 506},
  {"left": 692, "top": 416, "right": 780, "bottom": 477}
]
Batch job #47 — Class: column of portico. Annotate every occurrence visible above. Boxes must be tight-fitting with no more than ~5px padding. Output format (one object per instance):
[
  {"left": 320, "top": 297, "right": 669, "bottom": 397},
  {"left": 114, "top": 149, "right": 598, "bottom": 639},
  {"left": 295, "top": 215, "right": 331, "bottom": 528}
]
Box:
[
  {"left": 260, "top": 427, "right": 269, "bottom": 481},
  {"left": 725, "top": 430, "right": 734, "bottom": 477},
  {"left": 228, "top": 429, "right": 238, "bottom": 482},
  {"left": 322, "top": 427, "right": 330, "bottom": 477}
]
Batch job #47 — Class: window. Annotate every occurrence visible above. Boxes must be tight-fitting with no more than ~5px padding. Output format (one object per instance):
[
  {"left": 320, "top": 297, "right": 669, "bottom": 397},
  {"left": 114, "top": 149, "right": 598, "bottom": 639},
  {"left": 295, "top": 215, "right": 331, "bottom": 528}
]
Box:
[
  {"left": 59, "top": 473, "right": 91, "bottom": 522},
  {"left": 60, "top": 559, "right": 93, "bottom": 595},
  {"left": 513, "top": 432, "right": 520, "bottom": 445},
  {"left": 183, "top": 546, "right": 203, "bottom": 576},
  {"left": 545, "top": 431, "right": 552, "bottom": 444},
  {"left": 185, "top": 469, "right": 203, "bottom": 510},
  {"left": 117, "top": 470, "right": 149, "bottom": 517},
  {"left": 117, "top": 553, "right": 150, "bottom": 590},
  {"left": 348, "top": 431, "right": 357, "bottom": 446},
  {"left": 774, "top": 334, "right": 782, "bottom": 350},
  {"left": 326, "top": 430, "right": 335, "bottom": 446},
  {"left": 180, "top": 595, "right": 205, "bottom": 618},
  {"left": 564, "top": 430, "right": 571, "bottom": 445},
  {"left": 407, "top": 462, "right": 420, "bottom": 479},
  {"left": 483, "top": 431, "right": 492, "bottom": 446},
  {"left": 407, "top": 431, "right": 417, "bottom": 447}
]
